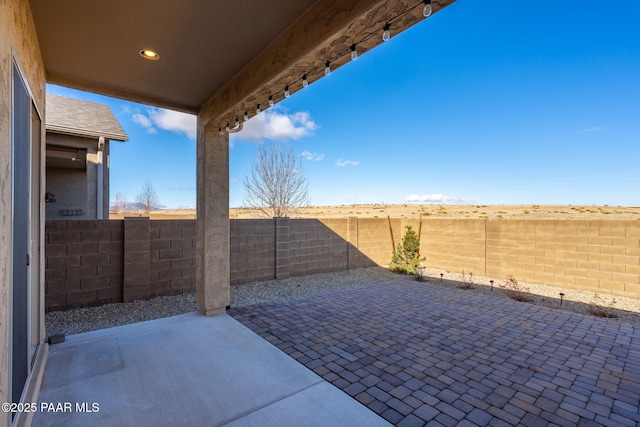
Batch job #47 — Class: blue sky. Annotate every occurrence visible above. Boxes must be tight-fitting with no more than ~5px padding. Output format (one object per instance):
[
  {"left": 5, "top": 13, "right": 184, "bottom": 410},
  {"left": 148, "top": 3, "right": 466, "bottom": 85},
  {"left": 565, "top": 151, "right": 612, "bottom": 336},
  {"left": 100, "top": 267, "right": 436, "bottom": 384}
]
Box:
[{"left": 47, "top": 0, "right": 640, "bottom": 209}]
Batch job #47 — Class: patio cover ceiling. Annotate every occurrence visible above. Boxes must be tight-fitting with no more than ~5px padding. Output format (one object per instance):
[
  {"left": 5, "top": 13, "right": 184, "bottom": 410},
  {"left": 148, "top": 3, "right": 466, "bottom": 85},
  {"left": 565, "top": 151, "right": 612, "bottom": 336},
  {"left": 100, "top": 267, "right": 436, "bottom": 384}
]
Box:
[{"left": 30, "top": 0, "right": 456, "bottom": 125}]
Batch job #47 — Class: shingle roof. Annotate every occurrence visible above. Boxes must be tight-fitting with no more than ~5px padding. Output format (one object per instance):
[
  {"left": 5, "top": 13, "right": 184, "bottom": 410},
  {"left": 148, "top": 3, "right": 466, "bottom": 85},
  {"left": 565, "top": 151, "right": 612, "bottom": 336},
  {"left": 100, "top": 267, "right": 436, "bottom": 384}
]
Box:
[{"left": 46, "top": 94, "right": 129, "bottom": 141}]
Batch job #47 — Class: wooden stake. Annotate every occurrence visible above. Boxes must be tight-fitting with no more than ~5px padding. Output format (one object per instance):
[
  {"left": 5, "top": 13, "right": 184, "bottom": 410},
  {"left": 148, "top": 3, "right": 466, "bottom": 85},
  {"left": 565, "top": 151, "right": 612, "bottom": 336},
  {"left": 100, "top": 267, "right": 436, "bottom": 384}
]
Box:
[
  {"left": 387, "top": 215, "right": 395, "bottom": 251},
  {"left": 417, "top": 213, "right": 422, "bottom": 255}
]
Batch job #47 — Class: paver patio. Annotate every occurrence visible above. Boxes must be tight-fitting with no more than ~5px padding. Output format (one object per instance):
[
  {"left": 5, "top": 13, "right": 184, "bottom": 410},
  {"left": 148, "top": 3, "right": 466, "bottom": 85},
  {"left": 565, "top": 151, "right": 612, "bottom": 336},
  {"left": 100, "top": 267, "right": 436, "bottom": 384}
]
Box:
[{"left": 229, "top": 279, "right": 640, "bottom": 426}]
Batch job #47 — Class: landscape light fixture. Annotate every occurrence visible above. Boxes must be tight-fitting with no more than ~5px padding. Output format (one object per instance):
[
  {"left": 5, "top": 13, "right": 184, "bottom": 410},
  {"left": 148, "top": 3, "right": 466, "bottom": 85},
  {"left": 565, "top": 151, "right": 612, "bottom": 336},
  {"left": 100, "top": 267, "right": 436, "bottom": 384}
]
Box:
[
  {"left": 423, "top": 0, "right": 432, "bottom": 17},
  {"left": 560, "top": 293, "right": 565, "bottom": 306},
  {"left": 139, "top": 49, "right": 159, "bottom": 60}
]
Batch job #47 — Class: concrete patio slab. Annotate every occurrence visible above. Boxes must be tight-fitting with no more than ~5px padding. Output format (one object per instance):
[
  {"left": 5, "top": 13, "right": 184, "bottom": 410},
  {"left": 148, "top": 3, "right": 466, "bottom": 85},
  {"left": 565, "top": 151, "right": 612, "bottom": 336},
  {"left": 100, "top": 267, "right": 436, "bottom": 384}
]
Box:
[
  {"left": 32, "top": 312, "right": 390, "bottom": 427},
  {"left": 230, "top": 279, "right": 640, "bottom": 426}
]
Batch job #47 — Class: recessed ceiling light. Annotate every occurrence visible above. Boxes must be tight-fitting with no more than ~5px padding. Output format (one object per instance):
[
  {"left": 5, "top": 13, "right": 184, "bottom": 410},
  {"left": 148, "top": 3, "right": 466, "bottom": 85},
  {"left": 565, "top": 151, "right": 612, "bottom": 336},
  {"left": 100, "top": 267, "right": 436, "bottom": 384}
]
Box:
[{"left": 139, "top": 49, "right": 159, "bottom": 60}]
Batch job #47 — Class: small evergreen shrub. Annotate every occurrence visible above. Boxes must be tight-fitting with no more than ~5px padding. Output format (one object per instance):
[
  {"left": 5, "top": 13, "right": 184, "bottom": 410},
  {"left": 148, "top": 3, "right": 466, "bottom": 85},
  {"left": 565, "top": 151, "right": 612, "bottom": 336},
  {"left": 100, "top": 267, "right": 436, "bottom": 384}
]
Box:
[{"left": 389, "top": 225, "right": 425, "bottom": 275}]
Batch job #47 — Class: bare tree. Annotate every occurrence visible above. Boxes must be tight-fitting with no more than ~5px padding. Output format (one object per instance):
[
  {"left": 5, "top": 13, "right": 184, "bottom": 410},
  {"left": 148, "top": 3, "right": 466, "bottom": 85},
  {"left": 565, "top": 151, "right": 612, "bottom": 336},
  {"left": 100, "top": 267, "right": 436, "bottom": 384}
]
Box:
[
  {"left": 136, "top": 181, "right": 160, "bottom": 215},
  {"left": 243, "top": 143, "right": 309, "bottom": 217},
  {"left": 111, "top": 191, "right": 129, "bottom": 213}
]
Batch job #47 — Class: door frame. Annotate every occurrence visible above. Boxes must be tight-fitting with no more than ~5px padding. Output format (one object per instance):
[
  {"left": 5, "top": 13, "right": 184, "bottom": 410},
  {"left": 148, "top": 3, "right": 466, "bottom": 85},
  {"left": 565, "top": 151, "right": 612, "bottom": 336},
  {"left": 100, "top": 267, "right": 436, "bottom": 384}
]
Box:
[
  {"left": 29, "top": 94, "right": 43, "bottom": 364},
  {"left": 10, "top": 53, "right": 43, "bottom": 408}
]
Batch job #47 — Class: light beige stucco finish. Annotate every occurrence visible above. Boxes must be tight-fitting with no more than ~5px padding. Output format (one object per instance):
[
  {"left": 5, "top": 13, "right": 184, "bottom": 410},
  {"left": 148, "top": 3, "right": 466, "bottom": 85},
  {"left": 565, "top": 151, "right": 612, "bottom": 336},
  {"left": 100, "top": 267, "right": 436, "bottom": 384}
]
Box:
[
  {"left": 0, "top": 0, "right": 46, "bottom": 423},
  {"left": 195, "top": 123, "right": 230, "bottom": 315},
  {"left": 45, "top": 133, "right": 111, "bottom": 219}
]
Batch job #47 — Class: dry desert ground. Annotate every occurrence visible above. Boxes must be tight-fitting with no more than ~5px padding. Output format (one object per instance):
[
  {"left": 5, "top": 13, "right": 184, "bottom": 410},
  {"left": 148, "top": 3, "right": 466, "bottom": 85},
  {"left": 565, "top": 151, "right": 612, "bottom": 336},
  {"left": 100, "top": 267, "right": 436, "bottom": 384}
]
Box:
[{"left": 110, "top": 204, "right": 640, "bottom": 220}]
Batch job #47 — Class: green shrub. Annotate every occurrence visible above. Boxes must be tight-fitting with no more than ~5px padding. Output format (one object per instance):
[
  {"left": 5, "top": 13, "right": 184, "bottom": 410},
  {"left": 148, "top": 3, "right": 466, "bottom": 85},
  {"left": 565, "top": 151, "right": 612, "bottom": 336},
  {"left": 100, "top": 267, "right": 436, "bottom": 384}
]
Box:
[{"left": 389, "top": 225, "right": 425, "bottom": 275}]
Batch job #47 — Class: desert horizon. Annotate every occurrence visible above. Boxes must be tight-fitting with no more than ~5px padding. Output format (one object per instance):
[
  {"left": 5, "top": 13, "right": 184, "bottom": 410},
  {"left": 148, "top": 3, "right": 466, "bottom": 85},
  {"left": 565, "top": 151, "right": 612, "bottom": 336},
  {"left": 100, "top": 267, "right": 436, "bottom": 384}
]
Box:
[{"left": 109, "top": 204, "right": 640, "bottom": 220}]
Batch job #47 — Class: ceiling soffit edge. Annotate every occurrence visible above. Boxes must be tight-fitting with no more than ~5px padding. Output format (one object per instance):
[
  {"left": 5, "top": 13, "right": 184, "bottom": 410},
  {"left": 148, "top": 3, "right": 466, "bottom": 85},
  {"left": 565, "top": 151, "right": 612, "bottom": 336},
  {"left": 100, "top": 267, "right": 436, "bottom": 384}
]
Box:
[{"left": 47, "top": 73, "right": 199, "bottom": 115}]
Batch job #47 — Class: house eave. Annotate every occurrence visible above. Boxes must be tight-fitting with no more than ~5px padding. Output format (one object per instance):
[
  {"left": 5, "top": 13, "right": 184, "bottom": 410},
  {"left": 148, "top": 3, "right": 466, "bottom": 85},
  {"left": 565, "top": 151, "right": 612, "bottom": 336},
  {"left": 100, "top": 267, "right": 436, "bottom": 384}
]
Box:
[{"left": 45, "top": 125, "right": 128, "bottom": 142}]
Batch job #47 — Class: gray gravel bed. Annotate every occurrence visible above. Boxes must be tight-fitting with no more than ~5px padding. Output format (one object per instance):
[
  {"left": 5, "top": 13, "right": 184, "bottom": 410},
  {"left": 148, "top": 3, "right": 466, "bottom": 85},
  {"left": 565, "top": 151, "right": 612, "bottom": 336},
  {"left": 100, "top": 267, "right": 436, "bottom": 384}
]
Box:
[
  {"left": 420, "top": 267, "right": 640, "bottom": 325},
  {"left": 46, "top": 266, "right": 640, "bottom": 337},
  {"left": 45, "top": 293, "right": 199, "bottom": 336},
  {"left": 45, "top": 267, "right": 398, "bottom": 336},
  {"left": 229, "top": 267, "right": 398, "bottom": 308}
]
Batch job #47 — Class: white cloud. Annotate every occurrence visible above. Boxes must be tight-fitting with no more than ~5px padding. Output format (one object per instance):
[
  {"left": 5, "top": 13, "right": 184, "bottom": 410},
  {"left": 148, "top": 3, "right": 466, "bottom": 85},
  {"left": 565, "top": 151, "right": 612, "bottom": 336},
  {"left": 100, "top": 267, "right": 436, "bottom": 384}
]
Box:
[
  {"left": 405, "top": 194, "right": 467, "bottom": 203},
  {"left": 234, "top": 109, "right": 317, "bottom": 141},
  {"left": 132, "top": 113, "right": 153, "bottom": 129},
  {"left": 148, "top": 109, "right": 197, "bottom": 139},
  {"left": 581, "top": 126, "right": 603, "bottom": 133},
  {"left": 131, "top": 108, "right": 196, "bottom": 139},
  {"left": 336, "top": 159, "right": 360, "bottom": 167},
  {"left": 131, "top": 107, "right": 315, "bottom": 143},
  {"left": 301, "top": 151, "right": 325, "bottom": 161}
]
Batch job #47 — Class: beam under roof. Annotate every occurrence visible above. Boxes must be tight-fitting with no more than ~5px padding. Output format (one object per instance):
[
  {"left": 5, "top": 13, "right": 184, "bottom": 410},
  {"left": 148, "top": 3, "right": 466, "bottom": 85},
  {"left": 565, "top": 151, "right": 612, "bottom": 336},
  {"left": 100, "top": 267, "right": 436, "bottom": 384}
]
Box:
[{"left": 200, "top": 0, "right": 457, "bottom": 127}]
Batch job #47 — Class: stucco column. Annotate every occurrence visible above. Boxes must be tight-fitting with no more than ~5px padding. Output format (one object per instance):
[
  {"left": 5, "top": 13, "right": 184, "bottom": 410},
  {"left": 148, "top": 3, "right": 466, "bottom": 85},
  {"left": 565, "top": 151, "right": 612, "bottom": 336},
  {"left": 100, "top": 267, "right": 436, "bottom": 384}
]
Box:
[{"left": 196, "top": 122, "right": 229, "bottom": 315}]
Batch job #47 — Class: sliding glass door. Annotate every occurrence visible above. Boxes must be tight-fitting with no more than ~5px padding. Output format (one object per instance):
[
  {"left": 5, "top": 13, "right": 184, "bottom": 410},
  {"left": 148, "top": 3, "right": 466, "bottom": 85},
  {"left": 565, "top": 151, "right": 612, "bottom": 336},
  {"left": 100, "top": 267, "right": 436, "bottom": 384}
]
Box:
[{"left": 12, "top": 61, "right": 30, "bottom": 406}]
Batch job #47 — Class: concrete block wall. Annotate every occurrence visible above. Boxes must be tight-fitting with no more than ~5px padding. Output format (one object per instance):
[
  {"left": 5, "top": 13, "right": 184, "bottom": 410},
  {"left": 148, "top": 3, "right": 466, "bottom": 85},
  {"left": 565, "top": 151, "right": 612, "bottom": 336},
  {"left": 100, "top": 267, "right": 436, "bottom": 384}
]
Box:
[
  {"left": 485, "top": 220, "right": 640, "bottom": 298},
  {"left": 289, "top": 218, "right": 349, "bottom": 276},
  {"left": 228, "top": 218, "right": 375, "bottom": 285},
  {"left": 275, "top": 218, "right": 291, "bottom": 279},
  {"left": 391, "top": 218, "right": 639, "bottom": 298},
  {"left": 149, "top": 220, "right": 197, "bottom": 297},
  {"left": 123, "top": 218, "right": 150, "bottom": 302},
  {"left": 45, "top": 220, "right": 123, "bottom": 311},
  {"left": 356, "top": 218, "right": 402, "bottom": 266},
  {"left": 45, "top": 217, "right": 640, "bottom": 310},
  {"left": 45, "top": 218, "right": 197, "bottom": 311},
  {"left": 343, "top": 217, "right": 377, "bottom": 270},
  {"left": 230, "top": 219, "right": 276, "bottom": 285},
  {"left": 354, "top": 218, "right": 486, "bottom": 274},
  {"left": 418, "top": 219, "right": 486, "bottom": 275}
]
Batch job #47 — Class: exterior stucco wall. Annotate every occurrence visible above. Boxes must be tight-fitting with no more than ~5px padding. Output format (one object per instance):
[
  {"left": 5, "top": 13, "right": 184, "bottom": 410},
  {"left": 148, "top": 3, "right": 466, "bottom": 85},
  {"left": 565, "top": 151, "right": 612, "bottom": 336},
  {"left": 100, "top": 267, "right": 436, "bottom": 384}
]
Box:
[
  {"left": 0, "top": 0, "right": 46, "bottom": 422},
  {"left": 45, "top": 167, "right": 89, "bottom": 218},
  {"left": 45, "top": 133, "right": 111, "bottom": 219}
]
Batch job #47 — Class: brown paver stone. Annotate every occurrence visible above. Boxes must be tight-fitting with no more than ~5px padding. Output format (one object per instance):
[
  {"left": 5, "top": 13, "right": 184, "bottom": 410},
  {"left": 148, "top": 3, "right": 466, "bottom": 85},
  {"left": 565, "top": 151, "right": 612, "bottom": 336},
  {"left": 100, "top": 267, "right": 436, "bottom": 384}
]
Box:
[{"left": 229, "top": 279, "right": 640, "bottom": 426}]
